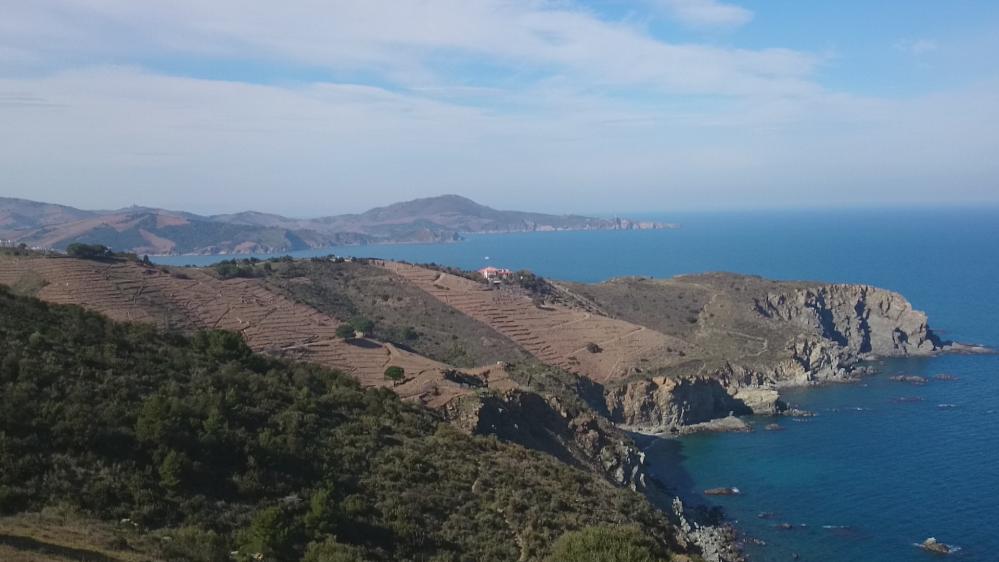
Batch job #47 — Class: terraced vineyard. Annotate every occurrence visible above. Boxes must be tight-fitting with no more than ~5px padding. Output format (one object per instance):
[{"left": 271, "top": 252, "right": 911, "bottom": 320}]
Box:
[
  {"left": 0, "top": 255, "right": 482, "bottom": 407},
  {"left": 382, "top": 262, "right": 694, "bottom": 383}
]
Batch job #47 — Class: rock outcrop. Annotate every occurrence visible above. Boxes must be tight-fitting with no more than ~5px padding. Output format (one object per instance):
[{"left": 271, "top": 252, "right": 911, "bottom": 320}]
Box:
[
  {"left": 755, "top": 284, "right": 942, "bottom": 357},
  {"left": 605, "top": 376, "right": 754, "bottom": 433},
  {"left": 604, "top": 372, "right": 792, "bottom": 433},
  {"left": 601, "top": 283, "right": 946, "bottom": 433},
  {"left": 443, "top": 389, "right": 650, "bottom": 491}
]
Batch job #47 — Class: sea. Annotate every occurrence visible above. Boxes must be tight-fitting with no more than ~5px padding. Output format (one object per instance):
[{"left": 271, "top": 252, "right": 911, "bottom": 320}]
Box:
[{"left": 155, "top": 207, "right": 999, "bottom": 561}]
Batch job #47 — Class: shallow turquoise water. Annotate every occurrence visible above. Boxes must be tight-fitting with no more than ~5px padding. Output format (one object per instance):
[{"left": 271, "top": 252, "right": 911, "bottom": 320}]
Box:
[{"left": 155, "top": 207, "right": 999, "bottom": 561}]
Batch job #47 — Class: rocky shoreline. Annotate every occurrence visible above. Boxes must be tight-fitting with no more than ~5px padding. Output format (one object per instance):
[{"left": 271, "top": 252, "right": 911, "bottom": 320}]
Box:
[{"left": 600, "top": 284, "right": 994, "bottom": 560}]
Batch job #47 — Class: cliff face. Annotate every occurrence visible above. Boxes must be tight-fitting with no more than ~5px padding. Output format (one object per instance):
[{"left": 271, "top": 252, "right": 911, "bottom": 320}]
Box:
[
  {"left": 603, "top": 283, "right": 944, "bottom": 433},
  {"left": 605, "top": 376, "right": 754, "bottom": 432},
  {"left": 755, "top": 284, "right": 942, "bottom": 356},
  {"left": 443, "top": 389, "right": 650, "bottom": 491},
  {"left": 604, "top": 373, "right": 787, "bottom": 433}
]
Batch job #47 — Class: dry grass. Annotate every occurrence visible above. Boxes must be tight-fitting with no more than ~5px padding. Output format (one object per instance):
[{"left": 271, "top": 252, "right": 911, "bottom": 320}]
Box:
[
  {"left": 0, "top": 512, "right": 161, "bottom": 562},
  {"left": 382, "top": 262, "right": 694, "bottom": 383},
  {"left": 0, "top": 255, "right": 508, "bottom": 408}
]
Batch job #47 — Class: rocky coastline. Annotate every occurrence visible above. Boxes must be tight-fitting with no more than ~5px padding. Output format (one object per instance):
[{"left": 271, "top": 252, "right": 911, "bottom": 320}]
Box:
[{"left": 589, "top": 283, "right": 992, "bottom": 560}]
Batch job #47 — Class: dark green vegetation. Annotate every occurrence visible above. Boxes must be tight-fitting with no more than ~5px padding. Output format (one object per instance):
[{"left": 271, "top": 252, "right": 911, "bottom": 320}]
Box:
[
  {"left": 261, "top": 259, "right": 530, "bottom": 367},
  {"left": 546, "top": 526, "right": 668, "bottom": 562},
  {"left": 65, "top": 243, "right": 113, "bottom": 260},
  {"left": 0, "top": 288, "right": 678, "bottom": 561}
]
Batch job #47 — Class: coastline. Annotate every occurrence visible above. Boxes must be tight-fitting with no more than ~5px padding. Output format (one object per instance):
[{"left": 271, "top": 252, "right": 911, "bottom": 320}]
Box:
[
  {"left": 632, "top": 341, "right": 996, "bottom": 561},
  {"left": 143, "top": 223, "right": 681, "bottom": 258}
]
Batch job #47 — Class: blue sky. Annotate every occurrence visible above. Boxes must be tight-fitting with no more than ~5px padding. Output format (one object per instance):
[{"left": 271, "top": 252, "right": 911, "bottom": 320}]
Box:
[{"left": 1, "top": 0, "right": 998, "bottom": 215}]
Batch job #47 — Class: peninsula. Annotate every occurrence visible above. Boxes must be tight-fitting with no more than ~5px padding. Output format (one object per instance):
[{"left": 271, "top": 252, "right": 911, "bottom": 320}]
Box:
[{"left": 0, "top": 194, "right": 674, "bottom": 256}]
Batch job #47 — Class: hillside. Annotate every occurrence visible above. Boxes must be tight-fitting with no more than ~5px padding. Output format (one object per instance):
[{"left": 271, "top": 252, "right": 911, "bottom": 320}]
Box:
[
  {"left": 0, "top": 251, "right": 949, "bottom": 435},
  {"left": 1, "top": 251, "right": 954, "bottom": 561},
  {"left": 0, "top": 287, "right": 689, "bottom": 562},
  {"left": 0, "top": 195, "right": 674, "bottom": 256}
]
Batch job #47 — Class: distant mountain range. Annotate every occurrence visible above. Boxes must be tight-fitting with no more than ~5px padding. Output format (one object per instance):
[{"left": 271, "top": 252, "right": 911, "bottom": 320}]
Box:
[{"left": 0, "top": 194, "right": 675, "bottom": 256}]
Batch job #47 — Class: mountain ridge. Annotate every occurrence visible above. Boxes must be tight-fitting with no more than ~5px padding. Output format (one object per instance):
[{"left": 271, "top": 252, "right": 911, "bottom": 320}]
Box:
[{"left": 0, "top": 194, "right": 675, "bottom": 256}]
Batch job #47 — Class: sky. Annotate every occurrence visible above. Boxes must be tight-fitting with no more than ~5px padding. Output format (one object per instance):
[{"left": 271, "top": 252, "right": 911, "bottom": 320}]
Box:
[{"left": 2, "top": 0, "right": 998, "bottom": 216}]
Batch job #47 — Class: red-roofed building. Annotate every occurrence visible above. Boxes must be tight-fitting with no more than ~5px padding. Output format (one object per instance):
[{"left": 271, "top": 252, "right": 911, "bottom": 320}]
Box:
[{"left": 478, "top": 266, "right": 513, "bottom": 281}]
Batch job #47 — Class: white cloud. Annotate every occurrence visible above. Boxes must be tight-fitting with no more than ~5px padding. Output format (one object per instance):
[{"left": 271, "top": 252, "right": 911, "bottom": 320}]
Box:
[
  {"left": 654, "top": 0, "right": 753, "bottom": 29},
  {"left": 894, "top": 38, "right": 939, "bottom": 55},
  {"left": 1, "top": 67, "right": 996, "bottom": 214},
  {"left": 1, "top": 1, "right": 806, "bottom": 96},
  {"left": 0, "top": 2, "right": 995, "bottom": 213}
]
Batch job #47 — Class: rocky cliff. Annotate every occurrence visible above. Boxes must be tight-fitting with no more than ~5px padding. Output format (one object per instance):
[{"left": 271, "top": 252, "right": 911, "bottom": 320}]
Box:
[
  {"left": 754, "top": 283, "right": 942, "bottom": 356},
  {"left": 598, "top": 282, "right": 946, "bottom": 433},
  {"left": 443, "top": 388, "right": 650, "bottom": 491}
]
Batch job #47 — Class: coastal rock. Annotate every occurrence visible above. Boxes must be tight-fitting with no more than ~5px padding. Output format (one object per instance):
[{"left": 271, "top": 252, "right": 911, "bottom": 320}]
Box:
[
  {"left": 889, "top": 375, "right": 928, "bottom": 385},
  {"left": 679, "top": 415, "right": 751, "bottom": 435},
  {"left": 443, "top": 389, "right": 650, "bottom": 491},
  {"left": 755, "top": 284, "right": 942, "bottom": 357},
  {"left": 704, "top": 487, "right": 741, "bottom": 496},
  {"left": 919, "top": 537, "right": 954, "bottom": 555},
  {"left": 783, "top": 408, "right": 816, "bottom": 417},
  {"left": 764, "top": 423, "right": 783, "bottom": 431},
  {"left": 732, "top": 388, "right": 785, "bottom": 415},
  {"left": 605, "top": 375, "right": 754, "bottom": 433}
]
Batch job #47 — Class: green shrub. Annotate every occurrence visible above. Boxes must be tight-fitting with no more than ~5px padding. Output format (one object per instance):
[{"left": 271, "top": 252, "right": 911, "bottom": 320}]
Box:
[
  {"left": 546, "top": 526, "right": 669, "bottom": 562},
  {"left": 238, "top": 506, "right": 301, "bottom": 561},
  {"left": 303, "top": 538, "right": 368, "bottom": 562},
  {"left": 349, "top": 317, "right": 374, "bottom": 336},
  {"left": 335, "top": 324, "right": 356, "bottom": 339},
  {"left": 66, "top": 243, "right": 112, "bottom": 260},
  {"left": 384, "top": 366, "right": 405, "bottom": 381},
  {"left": 157, "top": 526, "right": 231, "bottom": 562}
]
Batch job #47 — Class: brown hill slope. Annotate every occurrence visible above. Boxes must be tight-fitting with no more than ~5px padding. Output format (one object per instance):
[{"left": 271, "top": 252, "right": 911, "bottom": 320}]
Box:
[
  {"left": 258, "top": 259, "right": 531, "bottom": 367},
  {"left": 382, "top": 262, "right": 693, "bottom": 383},
  {"left": 1, "top": 195, "right": 673, "bottom": 255},
  {"left": 0, "top": 254, "right": 510, "bottom": 408},
  {"left": 377, "top": 263, "right": 945, "bottom": 432}
]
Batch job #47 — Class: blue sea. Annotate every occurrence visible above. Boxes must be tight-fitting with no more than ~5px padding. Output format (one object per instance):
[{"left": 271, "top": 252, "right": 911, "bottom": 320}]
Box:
[{"left": 156, "top": 207, "right": 999, "bottom": 561}]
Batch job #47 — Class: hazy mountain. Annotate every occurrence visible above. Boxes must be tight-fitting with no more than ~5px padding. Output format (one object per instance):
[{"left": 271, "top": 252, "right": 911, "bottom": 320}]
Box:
[{"left": 0, "top": 194, "right": 674, "bottom": 255}]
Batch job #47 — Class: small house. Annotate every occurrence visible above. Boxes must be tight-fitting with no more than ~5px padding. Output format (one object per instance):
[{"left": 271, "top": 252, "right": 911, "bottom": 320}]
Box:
[{"left": 478, "top": 266, "right": 513, "bottom": 281}]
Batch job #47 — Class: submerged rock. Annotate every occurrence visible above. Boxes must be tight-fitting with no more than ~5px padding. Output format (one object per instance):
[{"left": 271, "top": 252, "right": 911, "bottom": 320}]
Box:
[
  {"left": 764, "top": 423, "right": 784, "bottom": 431},
  {"left": 704, "top": 487, "right": 742, "bottom": 496},
  {"left": 784, "top": 407, "right": 816, "bottom": 417},
  {"left": 889, "top": 375, "right": 928, "bottom": 385},
  {"left": 933, "top": 374, "right": 959, "bottom": 381}
]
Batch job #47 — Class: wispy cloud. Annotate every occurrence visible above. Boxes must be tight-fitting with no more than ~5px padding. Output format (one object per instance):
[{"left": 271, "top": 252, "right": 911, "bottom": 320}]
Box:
[
  {"left": 894, "top": 38, "right": 939, "bottom": 55},
  {"left": 653, "top": 0, "right": 753, "bottom": 29},
  {"left": 0, "top": 1, "right": 995, "bottom": 213},
  {"left": 1, "top": 1, "right": 805, "bottom": 96}
]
